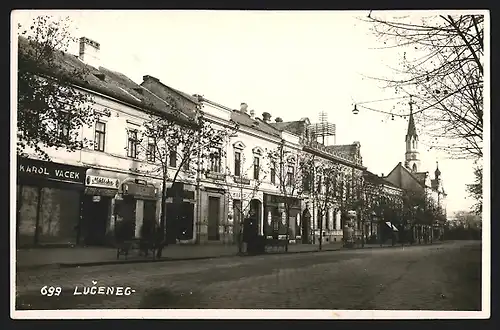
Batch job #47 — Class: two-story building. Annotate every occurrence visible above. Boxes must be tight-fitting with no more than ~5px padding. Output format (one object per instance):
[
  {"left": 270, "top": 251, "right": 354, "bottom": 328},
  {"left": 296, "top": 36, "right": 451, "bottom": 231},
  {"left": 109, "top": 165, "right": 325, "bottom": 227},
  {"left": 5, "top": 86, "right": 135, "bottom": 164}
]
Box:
[
  {"left": 270, "top": 118, "right": 367, "bottom": 244},
  {"left": 16, "top": 36, "right": 198, "bottom": 247}
]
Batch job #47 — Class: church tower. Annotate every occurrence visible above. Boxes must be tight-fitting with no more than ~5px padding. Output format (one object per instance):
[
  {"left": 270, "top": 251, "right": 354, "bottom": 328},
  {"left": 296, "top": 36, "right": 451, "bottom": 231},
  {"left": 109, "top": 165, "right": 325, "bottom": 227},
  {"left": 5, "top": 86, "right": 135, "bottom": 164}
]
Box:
[
  {"left": 434, "top": 161, "right": 442, "bottom": 190},
  {"left": 404, "top": 97, "right": 420, "bottom": 173}
]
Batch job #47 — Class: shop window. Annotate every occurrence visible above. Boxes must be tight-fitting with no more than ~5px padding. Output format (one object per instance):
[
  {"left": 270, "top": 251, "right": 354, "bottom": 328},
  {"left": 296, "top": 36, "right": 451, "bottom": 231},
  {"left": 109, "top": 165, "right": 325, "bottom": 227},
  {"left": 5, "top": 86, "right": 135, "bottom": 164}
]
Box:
[
  {"left": 17, "top": 186, "right": 39, "bottom": 246},
  {"left": 38, "top": 187, "right": 79, "bottom": 244}
]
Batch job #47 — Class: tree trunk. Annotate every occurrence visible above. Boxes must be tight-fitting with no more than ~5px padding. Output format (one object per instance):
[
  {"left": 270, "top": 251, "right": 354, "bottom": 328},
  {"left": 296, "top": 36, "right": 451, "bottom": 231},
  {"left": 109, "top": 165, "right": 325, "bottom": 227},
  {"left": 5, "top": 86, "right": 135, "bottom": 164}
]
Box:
[
  {"left": 239, "top": 209, "right": 244, "bottom": 254},
  {"left": 319, "top": 212, "right": 323, "bottom": 251},
  {"left": 285, "top": 208, "right": 290, "bottom": 252},
  {"left": 156, "top": 174, "right": 167, "bottom": 258},
  {"left": 361, "top": 216, "right": 365, "bottom": 248}
]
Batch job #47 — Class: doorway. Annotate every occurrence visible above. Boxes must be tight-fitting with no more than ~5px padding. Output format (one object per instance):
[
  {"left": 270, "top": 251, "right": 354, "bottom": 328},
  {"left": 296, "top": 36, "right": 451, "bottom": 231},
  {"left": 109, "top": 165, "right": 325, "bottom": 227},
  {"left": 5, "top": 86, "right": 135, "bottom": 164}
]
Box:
[
  {"left": 83, "top": 195, "right": 110, "bottom": 245},
  {"left": 233, "top": 199, "right": 242, "bottom": 243},
  {"left": 302, "top": 209, "right": 311, "bottom": 244},
  {"left": 208, "top": 196, "right": 220, "bottom": 241},
  {"left": 178, "top": 202, "right": 194, "bottom": 240}
]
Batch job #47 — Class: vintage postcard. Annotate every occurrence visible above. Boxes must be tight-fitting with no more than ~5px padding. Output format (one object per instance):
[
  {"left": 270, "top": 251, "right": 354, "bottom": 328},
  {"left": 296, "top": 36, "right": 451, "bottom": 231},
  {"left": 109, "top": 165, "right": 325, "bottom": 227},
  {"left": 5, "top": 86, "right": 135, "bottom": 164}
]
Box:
[{"left": 10, "top": 9, "right": 490, "bottom": 319}]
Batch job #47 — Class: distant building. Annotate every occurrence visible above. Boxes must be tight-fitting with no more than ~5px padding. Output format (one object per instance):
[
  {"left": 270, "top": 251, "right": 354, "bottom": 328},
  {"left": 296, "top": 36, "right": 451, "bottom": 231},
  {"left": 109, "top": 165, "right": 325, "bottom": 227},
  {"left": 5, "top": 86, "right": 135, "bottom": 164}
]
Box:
[{"left": 384, "top": 102, "right": 447, "bottom": 241}]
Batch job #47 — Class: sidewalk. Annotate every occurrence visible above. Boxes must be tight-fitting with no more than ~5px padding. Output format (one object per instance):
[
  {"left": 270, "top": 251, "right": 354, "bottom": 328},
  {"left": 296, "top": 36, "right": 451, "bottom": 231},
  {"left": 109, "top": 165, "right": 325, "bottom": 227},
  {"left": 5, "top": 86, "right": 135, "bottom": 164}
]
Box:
[
  {"left": 15, "top": 242, "right": 344, "bottom": 271},
  {"left": 15, "top": 240, "right": 441, "bottom": 271}
]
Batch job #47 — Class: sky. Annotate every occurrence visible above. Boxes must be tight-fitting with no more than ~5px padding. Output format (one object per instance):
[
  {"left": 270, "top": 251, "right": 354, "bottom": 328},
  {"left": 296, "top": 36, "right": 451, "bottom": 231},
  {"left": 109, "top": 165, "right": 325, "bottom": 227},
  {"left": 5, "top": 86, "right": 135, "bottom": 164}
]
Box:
[{"left": 12, "top": 10, "right": 486, "bottom": 215}]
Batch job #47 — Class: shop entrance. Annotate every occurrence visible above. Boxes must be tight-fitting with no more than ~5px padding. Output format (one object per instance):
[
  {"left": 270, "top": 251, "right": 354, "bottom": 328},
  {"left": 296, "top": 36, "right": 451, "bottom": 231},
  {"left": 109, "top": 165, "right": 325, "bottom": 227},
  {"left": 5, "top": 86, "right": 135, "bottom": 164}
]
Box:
[
  {"left": 302, "top": 209, "right": 311, "bottom": 244},
  {"left": 178, "top": 202, "right": 194, "bottom": 240},
  {"left": 208, "top": 196, "right": 220, "bottom": 241},
  {"left": 83, "top": 195, "right": 111, "bottom": 245}
]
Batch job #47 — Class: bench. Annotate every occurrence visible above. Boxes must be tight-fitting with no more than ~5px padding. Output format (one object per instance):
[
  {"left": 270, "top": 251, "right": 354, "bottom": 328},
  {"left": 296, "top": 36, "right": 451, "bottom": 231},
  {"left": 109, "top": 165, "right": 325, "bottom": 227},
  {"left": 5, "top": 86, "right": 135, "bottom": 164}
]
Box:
[
  {"left": 116, "top": 238, "right": 164, "bottom": 260},
  {"left": 265, "top": 236, "right": 288, "bottom": 252}
]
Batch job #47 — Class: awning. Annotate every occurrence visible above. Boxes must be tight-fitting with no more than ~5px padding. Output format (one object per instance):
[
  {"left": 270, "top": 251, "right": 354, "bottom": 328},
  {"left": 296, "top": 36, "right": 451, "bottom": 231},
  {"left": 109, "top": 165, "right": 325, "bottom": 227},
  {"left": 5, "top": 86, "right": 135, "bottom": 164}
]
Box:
[{"left": 385, "top": 222, "right": 399, "bottom": 232}]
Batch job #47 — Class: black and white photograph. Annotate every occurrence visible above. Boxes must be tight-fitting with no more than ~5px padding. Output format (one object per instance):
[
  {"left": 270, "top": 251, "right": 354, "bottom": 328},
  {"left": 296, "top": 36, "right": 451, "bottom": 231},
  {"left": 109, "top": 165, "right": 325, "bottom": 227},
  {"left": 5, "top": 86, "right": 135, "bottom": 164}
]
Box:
[{"left": 11, "top": 9, "right": 489, "bottom": 319}]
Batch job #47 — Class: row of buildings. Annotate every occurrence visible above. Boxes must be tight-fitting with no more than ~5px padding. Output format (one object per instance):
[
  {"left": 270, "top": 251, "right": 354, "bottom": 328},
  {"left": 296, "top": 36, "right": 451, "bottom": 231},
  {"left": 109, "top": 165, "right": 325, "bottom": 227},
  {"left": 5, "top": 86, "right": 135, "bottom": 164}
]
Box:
[{"left": 16, "top": 36, "right": 448, "bottom": 248}]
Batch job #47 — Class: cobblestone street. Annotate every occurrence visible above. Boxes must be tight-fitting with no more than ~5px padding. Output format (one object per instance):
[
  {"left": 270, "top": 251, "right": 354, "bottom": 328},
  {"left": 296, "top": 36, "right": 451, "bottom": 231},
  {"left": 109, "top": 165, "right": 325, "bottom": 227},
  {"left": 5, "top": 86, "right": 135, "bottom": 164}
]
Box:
[{"left": 14, "top": 241, "right": 482, "bottom": 311}]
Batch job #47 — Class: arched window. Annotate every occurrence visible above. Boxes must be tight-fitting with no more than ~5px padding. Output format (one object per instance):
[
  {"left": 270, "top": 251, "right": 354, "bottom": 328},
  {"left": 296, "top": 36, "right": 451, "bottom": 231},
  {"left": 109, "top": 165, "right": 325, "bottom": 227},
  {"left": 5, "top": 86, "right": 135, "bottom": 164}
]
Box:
[{"left": 412, "top": 163, "right": 417, "bottom": 172}]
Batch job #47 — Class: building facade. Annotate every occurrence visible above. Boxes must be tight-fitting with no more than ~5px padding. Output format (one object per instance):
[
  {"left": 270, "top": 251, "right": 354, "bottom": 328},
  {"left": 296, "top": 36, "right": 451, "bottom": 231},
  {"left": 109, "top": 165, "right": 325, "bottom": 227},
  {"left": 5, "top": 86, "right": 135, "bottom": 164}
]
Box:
[{"left": 16, "top": 36, "right": 197, "bottom": 247}]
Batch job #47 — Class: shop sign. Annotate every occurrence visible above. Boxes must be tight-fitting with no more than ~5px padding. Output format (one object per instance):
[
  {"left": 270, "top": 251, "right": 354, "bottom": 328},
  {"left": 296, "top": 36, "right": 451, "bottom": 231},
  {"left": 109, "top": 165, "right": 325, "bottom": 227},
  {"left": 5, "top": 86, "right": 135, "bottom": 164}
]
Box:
[
  {"left": 123, "top": 182, "right": 157, "bottom": 199},
  {"left": 17, "top": 157, "right": 86, "bottom": 184},
  {"left": 85, "top": 187, "right": 117, "bottom": 197},
  {"left": 86, "top": 175, "right": 119, "bottom": 189},
  {"left": 232, "top": 191, "right": 263, "bottom": 201}
]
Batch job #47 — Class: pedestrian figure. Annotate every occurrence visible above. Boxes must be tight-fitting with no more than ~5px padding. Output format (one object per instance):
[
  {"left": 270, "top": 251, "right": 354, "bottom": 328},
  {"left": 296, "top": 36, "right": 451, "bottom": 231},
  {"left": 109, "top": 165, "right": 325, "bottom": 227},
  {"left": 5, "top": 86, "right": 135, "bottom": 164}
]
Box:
[{"left": 243, "top": 209, "right": 258, "bottom": 255}]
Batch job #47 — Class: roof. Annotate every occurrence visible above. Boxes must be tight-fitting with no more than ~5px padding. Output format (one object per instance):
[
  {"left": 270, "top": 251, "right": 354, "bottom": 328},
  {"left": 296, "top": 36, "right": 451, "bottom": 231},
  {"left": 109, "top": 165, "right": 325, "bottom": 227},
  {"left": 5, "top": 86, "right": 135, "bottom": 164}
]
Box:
[
  {"left": 364, "top": 170, "right": 400, "bottom": 189},
  {"left": 413, "top": 171, "right": 428, "bottom": 184},
  {"left": 325, "top": 143, "right": 362, "bottom": 165},
  {"left": 230, "top": 111, "right": 282, "bottom": 137},
  {"left": 326, "top": 144, "right": 356, "bottom": 159},
  {"left": 18, "top": 36, "right": 194, "bottom": 123},
  {"left": 269, "top": 120, "right": 308, "bottom": 136}
]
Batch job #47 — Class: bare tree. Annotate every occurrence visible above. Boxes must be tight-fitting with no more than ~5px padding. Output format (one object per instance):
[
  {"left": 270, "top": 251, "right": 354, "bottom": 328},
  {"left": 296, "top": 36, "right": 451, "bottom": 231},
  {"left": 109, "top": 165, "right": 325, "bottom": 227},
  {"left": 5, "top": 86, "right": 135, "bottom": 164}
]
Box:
[
  {"left": 137, "top": 97, "right": 238, "bottom": 256},
  {"left": 214, "top": 151, "right": 267, "bottom": 253},
  {"left": 363, "top": 13, "right": 484, "bottom": 159},
  {"left": 266, "top": 141, "right": 309, "bottom": 252},
  {"left": 17, "top": 15, "right": 100, "bottom": 160},
  {"left": 467, "top": 165, "right": 483, "bottom": 215},
  {"left": 305, "top": 158, "right": 340, "bottom": 251}
]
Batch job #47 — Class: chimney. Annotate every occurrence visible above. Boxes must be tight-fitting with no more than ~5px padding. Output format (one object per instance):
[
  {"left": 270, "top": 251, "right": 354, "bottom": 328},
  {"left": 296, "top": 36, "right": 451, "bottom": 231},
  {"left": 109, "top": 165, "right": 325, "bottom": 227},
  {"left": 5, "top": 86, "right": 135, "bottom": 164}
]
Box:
[
  {"left": 262, "top": 112, "right": 271, "bottom": 122},
  {"left": 79, "top": 37, "right": 101, "bottom": 69},
  {"left": 250, "top": 109, "right": 255, "bottom": 119},
  {"left": 240, "top": 102, "right": 248, "bottom": 113},
  {"left": 143, "top": 75, "right": 160, "bottom": 83},
  {"left": 381, "top": 173, "right": 384, "bottom": 177},
  {"left": 275, "top": 117, "right": 283, "bottom": 123}
]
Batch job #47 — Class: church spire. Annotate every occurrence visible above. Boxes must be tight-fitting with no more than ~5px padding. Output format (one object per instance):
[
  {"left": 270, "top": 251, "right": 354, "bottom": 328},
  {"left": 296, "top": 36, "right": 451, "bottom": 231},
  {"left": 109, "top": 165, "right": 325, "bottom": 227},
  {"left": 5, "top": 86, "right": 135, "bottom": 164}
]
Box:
[
  {"left": 435, "top": 161, "right": 441, "bottom": 177},
  {"left": 405, "top": 97, "right": 418, "bottom": 141},
  {"left": 404, "top": 96, "right": 420, "bottom": 173}
]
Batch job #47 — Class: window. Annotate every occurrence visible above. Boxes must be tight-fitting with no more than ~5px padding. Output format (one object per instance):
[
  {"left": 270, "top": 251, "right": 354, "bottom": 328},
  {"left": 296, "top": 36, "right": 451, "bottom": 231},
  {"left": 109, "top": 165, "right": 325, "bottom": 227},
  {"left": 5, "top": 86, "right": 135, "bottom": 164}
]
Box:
[
  {"left": 270, "top": 161, "right": 276, "bottom": 184},
  {"left": 58, "top": 113, "right": 71, "bottom": 140},
  {"left": 325, "top": 210, "right": 330, "bottom": 230},
  {"left": 146, "top": 137, "right": 155, "bottom": 162},
  {"left": 209, "top": 148, "right": 221, "bottom": 173},
  {"left": 302, "top": 173, "right": 311, "bottom": 191},
  {"left": 127, "top": 130, "right": 138, "bottom": 158},
  {"left": 253, "top": 157, "right": 260, "bottom": 180},
  {"left": 317, "top": 173, "right": 322, "bottom": 192},
  {"left": 94, "top": 121, "right": 106, "bottom": 152},
  {"left": 183, "top": 157, "right": 190, "bottom": 171},
  {"left": 287, "top": 165, "right": 294, "bottom": 186},
  {"left": 169, "top": 149, "right": 177, "bottom": 168},
  {"left": 234, "top": 151, "right": 241, "bottom": 177}
]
